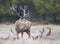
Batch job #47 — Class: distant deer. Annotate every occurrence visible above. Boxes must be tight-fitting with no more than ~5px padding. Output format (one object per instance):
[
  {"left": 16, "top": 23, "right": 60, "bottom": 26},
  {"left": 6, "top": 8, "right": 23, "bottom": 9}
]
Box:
[
  {"left": 39, "top": 29, "right": 45, "bottom": 38},
  {"left": 39, "top": 27, "right": 51, "bottom": 38}
]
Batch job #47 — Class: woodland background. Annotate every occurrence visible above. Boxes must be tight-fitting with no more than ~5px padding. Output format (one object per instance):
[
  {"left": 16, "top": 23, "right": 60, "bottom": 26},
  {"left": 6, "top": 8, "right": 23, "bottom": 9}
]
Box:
[{"left": 0, "top": 0, "right": 60, "bottom": 24}]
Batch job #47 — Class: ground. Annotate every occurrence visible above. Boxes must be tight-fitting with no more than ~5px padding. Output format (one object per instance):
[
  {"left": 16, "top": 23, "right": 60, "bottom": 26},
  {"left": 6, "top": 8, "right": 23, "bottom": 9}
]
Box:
[{"left": 0, "top": 24, "right": 60, "bottom": 44}]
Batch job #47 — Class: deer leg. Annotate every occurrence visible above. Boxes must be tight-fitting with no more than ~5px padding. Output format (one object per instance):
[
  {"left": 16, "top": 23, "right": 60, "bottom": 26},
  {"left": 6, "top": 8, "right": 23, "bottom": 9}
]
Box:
[
  {"left": 16, "top": 33, "right": 19, "bottom": 39},
  {"left": 40, "top": 32, "right": 44, "bottom": 38},
  {"left": 21, "top": 31, "right": 23, "bottom": 38},
  {"left": 26, "top": 29, "right": 30, "bottom": 38}
]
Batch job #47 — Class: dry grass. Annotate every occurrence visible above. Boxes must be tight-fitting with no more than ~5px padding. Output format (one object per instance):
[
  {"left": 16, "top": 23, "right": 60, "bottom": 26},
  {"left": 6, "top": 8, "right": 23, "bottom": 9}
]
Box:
[{"left": 0, "top": 24, "right": 60, "bottom": 44}]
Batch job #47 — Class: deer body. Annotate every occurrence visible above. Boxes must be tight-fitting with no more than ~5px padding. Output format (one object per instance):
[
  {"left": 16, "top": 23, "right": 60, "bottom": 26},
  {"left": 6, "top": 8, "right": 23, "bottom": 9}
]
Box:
[{"left": 15, "top": 18, "right": 32, "bottom": 38}]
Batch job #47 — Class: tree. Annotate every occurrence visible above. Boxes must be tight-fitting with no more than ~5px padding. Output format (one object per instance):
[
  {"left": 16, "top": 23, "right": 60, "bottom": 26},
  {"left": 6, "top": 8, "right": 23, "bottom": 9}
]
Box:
[{"left": 32, "top": 0, "right": 60, "bottom": 22}]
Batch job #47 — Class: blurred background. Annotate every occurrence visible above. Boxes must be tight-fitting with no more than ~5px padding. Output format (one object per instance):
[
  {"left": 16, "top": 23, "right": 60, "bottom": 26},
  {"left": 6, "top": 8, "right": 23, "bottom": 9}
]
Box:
[{"left": 0, "top": 0, "right": 60, "bottom": 24}]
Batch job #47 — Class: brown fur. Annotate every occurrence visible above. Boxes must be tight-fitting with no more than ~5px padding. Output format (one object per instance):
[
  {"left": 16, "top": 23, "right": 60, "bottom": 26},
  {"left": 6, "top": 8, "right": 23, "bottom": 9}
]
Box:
[{"left": 15, "top": 19, "right": 32, "bottom": 38}]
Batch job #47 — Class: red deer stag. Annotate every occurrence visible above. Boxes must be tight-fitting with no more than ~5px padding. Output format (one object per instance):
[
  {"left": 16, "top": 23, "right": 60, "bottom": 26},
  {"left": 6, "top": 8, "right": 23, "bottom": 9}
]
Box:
[
  {"left": 10, "top": 5, "right": 32, "bottom": 39},
  {"left": 15, "top": 18, "right": 32, "bottom": 39}
]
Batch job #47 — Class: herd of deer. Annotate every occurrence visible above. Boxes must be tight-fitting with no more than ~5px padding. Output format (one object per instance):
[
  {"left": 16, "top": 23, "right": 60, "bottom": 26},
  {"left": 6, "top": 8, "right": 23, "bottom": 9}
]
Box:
[
  {"left": 0, "top": 18, "right": 51, "bottom": 40},
  {"left": 0, "top": 5, "right": 51, "bottom": 40},
  {"left": 9, "top": 18, "right": 51, "bottom": 40}
]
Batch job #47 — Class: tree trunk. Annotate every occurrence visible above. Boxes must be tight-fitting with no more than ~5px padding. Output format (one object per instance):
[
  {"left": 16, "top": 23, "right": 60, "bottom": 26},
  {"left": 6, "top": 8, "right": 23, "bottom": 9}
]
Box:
[
  {"left": 42, "top": 14, "right": 46, "bottom": 20},
  {"left": 53, "top": 14, "right": 56, "bottom": 23}
]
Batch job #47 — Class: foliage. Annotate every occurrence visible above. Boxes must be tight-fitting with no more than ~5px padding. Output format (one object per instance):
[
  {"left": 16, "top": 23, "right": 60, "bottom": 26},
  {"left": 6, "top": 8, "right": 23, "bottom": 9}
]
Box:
[
  {"left": 0, "top": 0, "right": 60, "bottom": 21},
  {"left": 32, "top": 0, "right": 60, "bottom": 20}
]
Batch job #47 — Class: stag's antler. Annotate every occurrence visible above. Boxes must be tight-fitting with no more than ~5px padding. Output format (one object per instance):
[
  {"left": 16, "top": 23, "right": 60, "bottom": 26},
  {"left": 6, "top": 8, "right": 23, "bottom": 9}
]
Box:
[
  {"left": 46, "top": 27, "right": 51, "bottom": 36},
  {"left": 10, "top": 5, "right": 22, "bottom": 18},
  {"left": 10, "top": 5, "right": 29, "bottom": 19}
]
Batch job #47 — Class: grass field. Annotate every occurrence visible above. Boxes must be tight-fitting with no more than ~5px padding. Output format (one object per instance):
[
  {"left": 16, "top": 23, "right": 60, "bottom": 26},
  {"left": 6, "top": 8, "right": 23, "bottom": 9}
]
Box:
[{"left": 0, "top": 24, "right": 60, "bottom": 44}]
